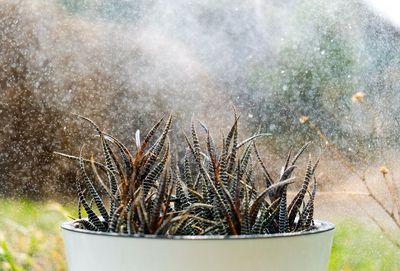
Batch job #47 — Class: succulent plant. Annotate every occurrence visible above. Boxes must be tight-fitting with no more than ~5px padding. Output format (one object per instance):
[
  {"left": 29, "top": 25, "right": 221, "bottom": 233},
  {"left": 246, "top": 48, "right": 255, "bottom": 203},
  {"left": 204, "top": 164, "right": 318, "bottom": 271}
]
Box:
[{"left": 56, "top": 114, "right": 319, "bottom": 236}]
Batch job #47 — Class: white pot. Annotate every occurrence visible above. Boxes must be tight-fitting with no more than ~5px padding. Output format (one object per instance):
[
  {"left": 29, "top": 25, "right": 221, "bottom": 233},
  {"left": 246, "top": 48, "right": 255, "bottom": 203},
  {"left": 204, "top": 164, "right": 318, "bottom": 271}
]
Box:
[{"left": 61, "top": 220, "right": 334, "bottom": 271}]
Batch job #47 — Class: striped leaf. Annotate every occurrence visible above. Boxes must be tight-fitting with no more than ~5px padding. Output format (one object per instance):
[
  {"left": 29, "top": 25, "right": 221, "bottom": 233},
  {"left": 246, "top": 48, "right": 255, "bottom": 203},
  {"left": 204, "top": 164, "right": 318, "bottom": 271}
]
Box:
[{"left": 79, "top": 147, "right": 109, "bottom": 224}]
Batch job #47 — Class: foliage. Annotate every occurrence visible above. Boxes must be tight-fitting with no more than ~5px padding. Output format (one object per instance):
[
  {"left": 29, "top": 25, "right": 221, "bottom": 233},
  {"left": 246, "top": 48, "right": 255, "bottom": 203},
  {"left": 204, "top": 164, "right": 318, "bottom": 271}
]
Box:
[
  {"left": 0, "top": 200, "right": 69, "bottom": 271},
  {"left": 57, "top": 115, "right": 319, "bottom": 235},
  {"left": 329, "top": 220, "right": 400, "bottom": 271},
  {"left": 244, "top": 26, "right": 359, "bottom": 157},
  {"left": 57, "top": 0, "right": 152, "bottom": 22}
]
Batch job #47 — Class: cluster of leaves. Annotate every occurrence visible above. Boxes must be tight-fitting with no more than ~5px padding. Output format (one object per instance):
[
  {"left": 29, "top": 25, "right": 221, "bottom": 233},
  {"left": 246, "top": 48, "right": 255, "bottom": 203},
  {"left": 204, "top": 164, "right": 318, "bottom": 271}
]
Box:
[{"left": 56, "top": 114, "right": 319, "bottom": 236}]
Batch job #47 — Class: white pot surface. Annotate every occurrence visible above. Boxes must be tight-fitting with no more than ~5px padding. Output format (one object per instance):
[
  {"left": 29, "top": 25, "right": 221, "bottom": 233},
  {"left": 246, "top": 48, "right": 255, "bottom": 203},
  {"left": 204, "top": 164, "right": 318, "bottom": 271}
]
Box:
[{"left": 61, "top": 220, "right": 334, "bottom": 271}]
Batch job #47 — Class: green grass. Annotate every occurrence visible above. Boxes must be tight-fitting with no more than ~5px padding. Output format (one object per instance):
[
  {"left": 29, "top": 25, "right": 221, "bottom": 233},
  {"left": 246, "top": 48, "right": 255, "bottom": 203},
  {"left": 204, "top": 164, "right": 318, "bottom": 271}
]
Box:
[
  {"left": 0, "top": 200, "right": 399, "bottom": 271},
  {"left": 329, "top": 220, "right": 400, "bottom": 271},
  {"left": 0, "top": 200, "right": 72, "bottom": 271}
]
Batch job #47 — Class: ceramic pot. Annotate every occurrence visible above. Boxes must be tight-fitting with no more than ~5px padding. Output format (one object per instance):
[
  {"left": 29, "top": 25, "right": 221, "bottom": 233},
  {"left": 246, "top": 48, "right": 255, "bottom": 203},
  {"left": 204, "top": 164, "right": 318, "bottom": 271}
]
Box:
[{"left": 61, "top": 220, "right": 335, "bottom": 271}]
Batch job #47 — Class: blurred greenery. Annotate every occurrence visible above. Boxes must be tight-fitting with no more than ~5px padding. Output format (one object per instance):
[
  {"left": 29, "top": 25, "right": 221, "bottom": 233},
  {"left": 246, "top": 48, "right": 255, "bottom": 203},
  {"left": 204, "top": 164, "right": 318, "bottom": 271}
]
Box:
[
  {"left": 0, "top": 200, "right": 72, "bottom": 271},
  {"left": 57, "top": 0, "right": 152, "bottom": 22},
  {"left": 329, "top": 220, "right": 400, "bottom": 271},
  {"left": 239, "top": 0, "right": 400, "bottom": 167},
  {"left": 244, "top": 22, "right": 363, "bottom": 159},
  {"left": 0, "top": 200, "right": 399, "bottom": 271}
]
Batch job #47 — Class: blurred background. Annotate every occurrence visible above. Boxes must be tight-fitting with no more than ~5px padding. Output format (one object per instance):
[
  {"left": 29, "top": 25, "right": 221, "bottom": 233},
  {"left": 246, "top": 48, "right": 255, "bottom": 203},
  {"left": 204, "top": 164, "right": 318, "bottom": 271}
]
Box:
[{"left": 0, "top": 0, "right": 400, "bottom": 270}]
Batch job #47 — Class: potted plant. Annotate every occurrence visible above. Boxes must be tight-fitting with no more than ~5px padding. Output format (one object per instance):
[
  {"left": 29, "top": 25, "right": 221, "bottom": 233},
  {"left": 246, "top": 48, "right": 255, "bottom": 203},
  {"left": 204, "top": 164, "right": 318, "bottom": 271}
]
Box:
[{"left": 57, "top": 114, "right": 334, "bottom": 271}]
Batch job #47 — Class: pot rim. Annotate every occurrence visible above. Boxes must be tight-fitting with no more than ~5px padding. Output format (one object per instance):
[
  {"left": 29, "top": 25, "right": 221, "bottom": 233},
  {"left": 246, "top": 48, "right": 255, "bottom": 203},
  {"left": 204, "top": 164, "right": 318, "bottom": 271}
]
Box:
[{"left": 61, "top": 219, "right": 334, "bottom": 240}]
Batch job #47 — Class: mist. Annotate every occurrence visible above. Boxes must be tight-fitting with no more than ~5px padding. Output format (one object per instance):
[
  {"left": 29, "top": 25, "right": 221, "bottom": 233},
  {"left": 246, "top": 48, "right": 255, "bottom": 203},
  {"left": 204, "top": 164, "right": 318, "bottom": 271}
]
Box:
[{"left": 1, "top": 0, "right": 400, "bottom": 200}]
